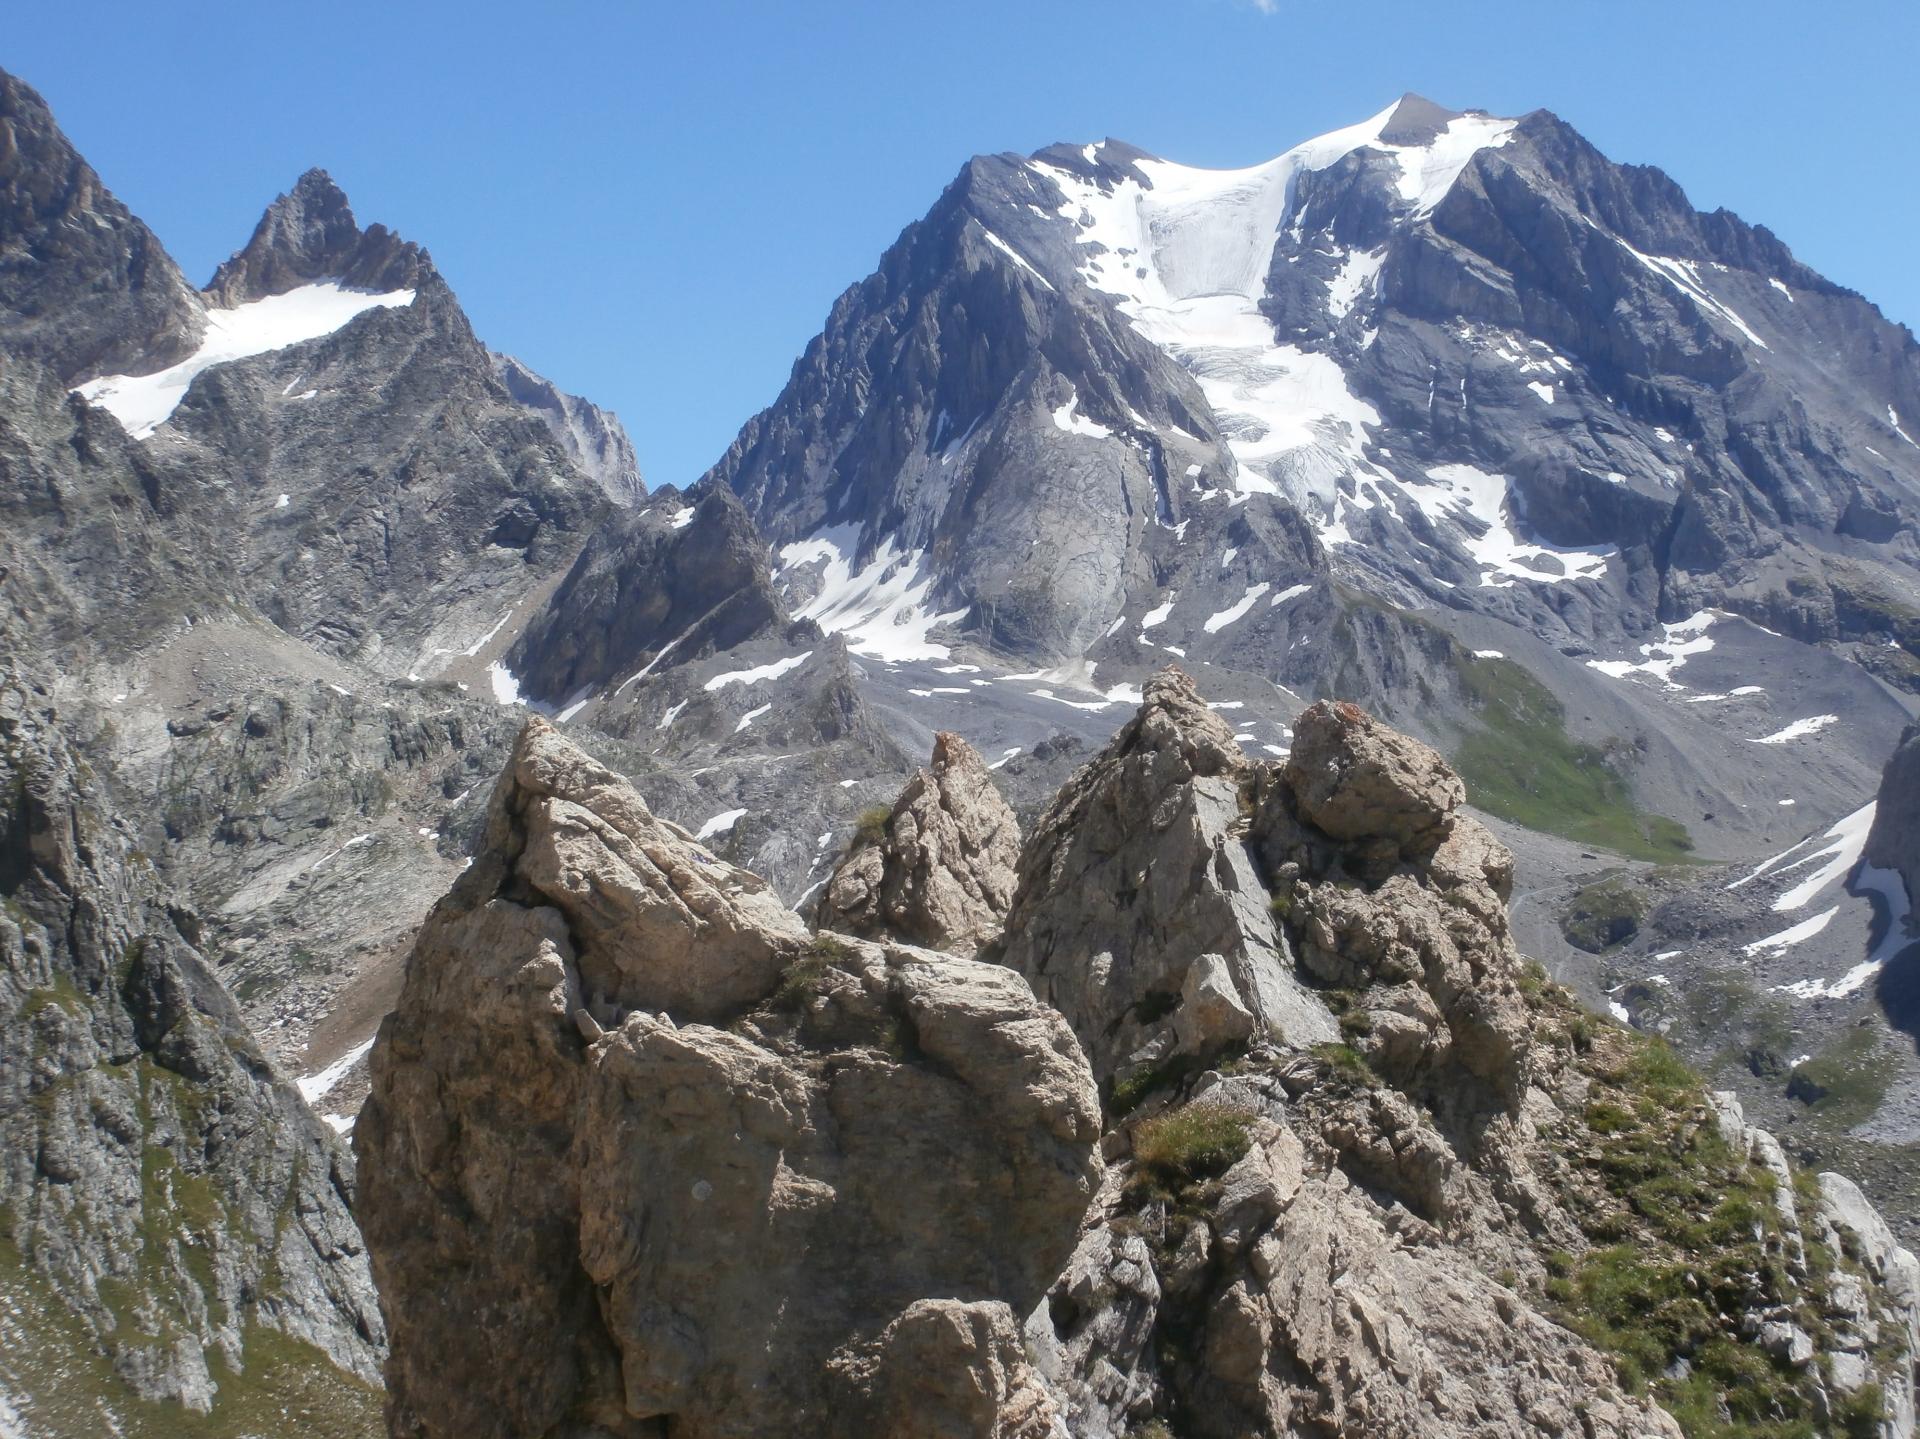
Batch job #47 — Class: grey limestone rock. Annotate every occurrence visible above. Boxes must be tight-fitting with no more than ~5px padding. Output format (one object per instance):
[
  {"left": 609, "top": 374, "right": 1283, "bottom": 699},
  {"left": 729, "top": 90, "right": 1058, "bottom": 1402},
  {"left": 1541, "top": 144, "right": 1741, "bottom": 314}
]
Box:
[{"left": 817, "top": 730, "right": 1021, "bottom": 954}]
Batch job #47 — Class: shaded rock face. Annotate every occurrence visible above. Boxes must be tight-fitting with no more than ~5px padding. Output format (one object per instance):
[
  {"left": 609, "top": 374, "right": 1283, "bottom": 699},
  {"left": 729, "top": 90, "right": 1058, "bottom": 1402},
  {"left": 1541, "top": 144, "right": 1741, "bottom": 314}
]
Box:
[
  {"left": 205, "top": 167, "right": 427, "bottom": 306},
  {"left": 357, "top": 718, "right": 1101, "bottom": 1439},
  {"left": 0, "top": 68, "right": 204, "bottom": 382},
  {"left": 0, "top": 673, "right": 384, "bottom": 1420},
  {"left": 985, "top": 668, "right": 1337, "bottom": 1086},
  {"left": 817, "top": 731, "right": 1020, "bottom": 954},
  {"left": 492, "top": 350, "right": 646, "bottom": 507},
  {"left": 1867, "top": 722, "right": 1920, "bottom": 906},
  {"left": 503, "top": 481, "right": 786, "bottom": 707}
]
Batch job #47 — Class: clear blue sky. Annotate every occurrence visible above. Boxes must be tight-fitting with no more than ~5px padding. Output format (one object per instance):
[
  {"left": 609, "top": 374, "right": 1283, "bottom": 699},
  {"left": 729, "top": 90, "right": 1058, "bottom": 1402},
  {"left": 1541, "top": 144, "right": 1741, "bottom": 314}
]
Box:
[{"left": 9, "top": 1, "right": 1916, "bottom": 488}]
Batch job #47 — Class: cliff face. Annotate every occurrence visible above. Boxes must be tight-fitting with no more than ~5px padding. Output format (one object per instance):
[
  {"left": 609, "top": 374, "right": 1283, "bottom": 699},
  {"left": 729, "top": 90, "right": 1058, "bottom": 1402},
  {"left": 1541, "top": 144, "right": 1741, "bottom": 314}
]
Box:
[
  {"left": 359, "top": 682, "right": 1920, "bottom": 1439},
  {"left": 0, "top": 671, "right": 385, "bottom": 1433}
]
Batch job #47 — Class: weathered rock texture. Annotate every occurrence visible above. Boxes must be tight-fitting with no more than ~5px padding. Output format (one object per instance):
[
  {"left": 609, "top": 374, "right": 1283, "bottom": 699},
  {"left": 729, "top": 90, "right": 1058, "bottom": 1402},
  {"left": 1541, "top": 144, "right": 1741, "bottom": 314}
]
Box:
[
  {"left": 817, "top": 731, "right": 1020, "bottom": 954},
  {"left": 0, "top": 69, "right": 203, "bottom": 382},
  {"left": 985, "top": 668, "right": 1337, "bottom": 1086},
  {"left": 1007, "top": 678, "right": 1918, "bottom": 1439},
  {"left": 492, "top": 350, "right": 645, "bottom": 507},
  {"left": 0, "top": 671, "right": 384, "bottom": 1430},
  {"left": 357, "top": 718, "right": 1101, "bottom": 1439},
  {"left": 205, "top": 167, "right": 427, "bottom": 306}
]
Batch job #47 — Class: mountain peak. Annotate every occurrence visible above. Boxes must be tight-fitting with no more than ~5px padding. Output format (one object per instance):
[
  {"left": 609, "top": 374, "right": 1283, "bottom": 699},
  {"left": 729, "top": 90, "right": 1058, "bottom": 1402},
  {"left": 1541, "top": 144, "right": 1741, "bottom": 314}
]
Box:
[
  {"left": 205, "top": 167, "right": 427, "bottom": 306},
  {"left": 1377, "top": 92, "right": 1468, "bottom": 146}
]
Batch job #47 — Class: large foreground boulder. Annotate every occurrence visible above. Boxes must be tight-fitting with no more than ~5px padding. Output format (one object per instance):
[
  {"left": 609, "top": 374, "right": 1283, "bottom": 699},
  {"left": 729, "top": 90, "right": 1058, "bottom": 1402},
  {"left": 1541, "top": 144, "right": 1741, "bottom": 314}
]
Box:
[{"left": 356, "top": 718, "right": 1101, "bottom": 1439}]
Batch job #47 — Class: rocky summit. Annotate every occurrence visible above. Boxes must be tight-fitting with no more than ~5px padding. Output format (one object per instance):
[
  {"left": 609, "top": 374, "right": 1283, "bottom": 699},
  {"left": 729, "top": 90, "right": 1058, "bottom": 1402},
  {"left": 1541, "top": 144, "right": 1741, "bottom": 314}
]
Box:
[
  {"left": 351, "top": 685, "right": 1919, "bottom": 1439},
  {"left": 1, "top": 47, "right": 1918, "bottom": 1439}
]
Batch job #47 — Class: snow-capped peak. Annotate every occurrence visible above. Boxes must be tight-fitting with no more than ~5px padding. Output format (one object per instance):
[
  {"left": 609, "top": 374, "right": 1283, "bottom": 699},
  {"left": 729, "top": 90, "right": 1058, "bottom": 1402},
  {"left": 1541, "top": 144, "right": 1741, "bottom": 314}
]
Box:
[{"left": 1025, "top": 99, "right": 1512, "bottom": 515}]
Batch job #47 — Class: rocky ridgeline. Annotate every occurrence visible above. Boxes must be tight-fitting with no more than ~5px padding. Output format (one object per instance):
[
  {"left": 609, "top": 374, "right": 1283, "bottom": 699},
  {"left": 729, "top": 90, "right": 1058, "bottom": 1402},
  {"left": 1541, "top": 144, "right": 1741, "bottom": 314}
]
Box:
[
  {"left": 359, "top": 675, "right": 1919, "bottom": 1439},
  {"left": 356, "top": 718, "right": 1101, "bottom": 1438},
  {"left": 816, "top": 730, "right": 1021, "bottom": 954},
  {"left": 0, "top": 672, "right": 385, "bottom": 1431}
]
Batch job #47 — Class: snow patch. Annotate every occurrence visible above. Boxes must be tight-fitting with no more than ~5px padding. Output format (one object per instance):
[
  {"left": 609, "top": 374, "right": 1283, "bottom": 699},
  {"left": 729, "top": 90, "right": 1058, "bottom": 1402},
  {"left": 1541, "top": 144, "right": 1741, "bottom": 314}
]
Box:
[
  {"left": 1585, "top": 611, "right": 1718, "bottom": 688},
  {"left": 1770, "top": 803, "right": 1876, "bottom": 913},
  {"left": 780, "top": 526, "right": 967, "bottom": 662},
  {"left": 1750, "top": 715, "right": 1839, "bottom": 746},
  {"left": 696, "top": 808, "right": 747, "bottom": 841},
  {"left": 1744, "top": 906, "right": 1839, "bottom": 957},
  {"left": 703, "top": 651, "right": 813, "bottom": 691},
  {"left": 1617, "top": 242, "right": 1769, "bottom": 350},
  {"left": 1204, "top": 582, "right": 1271, "bottom": 633},
  {"left": 981, "top": 228, "right": 1055, "bottom": 291},
  {"left": 75, "top": 282, "right": 416, "bottom": 437},
  {"left": 487, "top": 660, "right": 523, "bottom": 706},
  {"left": 1051, "top": 386, "right": 1113, "bottom": 439},
  {"left": 1407, "top": 464, "right": 1614, "bottom": 587},
  {"left": 733, "top": 704, "right": 771, "bottom": 733},
  {"left": 297, "top": 1035, "right": 376, "bottom": 1105}
]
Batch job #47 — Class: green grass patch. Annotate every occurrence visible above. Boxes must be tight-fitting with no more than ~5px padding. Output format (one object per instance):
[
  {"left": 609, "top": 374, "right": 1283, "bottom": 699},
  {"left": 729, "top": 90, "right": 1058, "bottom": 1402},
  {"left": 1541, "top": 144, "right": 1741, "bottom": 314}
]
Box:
[
  {"left": 852, "top": 806, "right": 891, "bottom": 847},
  {"left": 1451, "top": 655, "right": 1695, "bottom": 863},
  {"left": 1128, "top": 1104, "right": 1253, "bottom": 1203},
  {"left": 1309, "top": 1041, "right": 1376, "bottom": 1088},
  {"left": 1559, "top": 877, "right": 1646, "bottom": 953},
  {"left": 1787, "top": 1027, "right": 1898, "bottom": 1130},
  {"left": 1553, "top": 1029, "right": 1834, "bottom": 1435},
  {"left": 771, "top": 935, "right": 857, "bottom": 1013}
]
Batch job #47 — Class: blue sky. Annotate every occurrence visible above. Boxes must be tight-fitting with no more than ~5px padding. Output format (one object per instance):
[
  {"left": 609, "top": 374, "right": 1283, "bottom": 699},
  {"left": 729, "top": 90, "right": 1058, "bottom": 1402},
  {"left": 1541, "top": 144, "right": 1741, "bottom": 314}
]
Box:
[{"left": 9, "top": 1, "right": 1916, "bottom": 488}]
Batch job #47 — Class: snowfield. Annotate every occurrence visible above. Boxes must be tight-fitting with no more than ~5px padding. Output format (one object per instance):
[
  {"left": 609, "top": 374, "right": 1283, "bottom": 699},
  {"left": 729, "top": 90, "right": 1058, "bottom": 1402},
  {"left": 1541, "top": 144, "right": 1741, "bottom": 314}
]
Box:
[{"left": 75, "top": 281, "right": 416, "bottom": 437}]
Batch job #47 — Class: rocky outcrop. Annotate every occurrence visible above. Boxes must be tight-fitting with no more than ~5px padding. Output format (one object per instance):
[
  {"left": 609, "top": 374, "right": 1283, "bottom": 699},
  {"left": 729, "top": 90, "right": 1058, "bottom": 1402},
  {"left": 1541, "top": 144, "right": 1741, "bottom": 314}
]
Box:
[
  {"left": 503, "top": 481, "right": 788, "bottom": 708},
  {"left": 817, "top": 731, "right": 1020, "bottom": 954},
  {"left": 492, "top": 350, "right": 645, "bottom": 507},
  {"left": 1006, "top": 681, "right": 1917, "bottom": 1439},
  {"left": 0, "top": 670, "right": 384, "bottom": 1429},
  {"left": 1255, "top": 699, "right": 1534, "bottom": 1109},
  {"left": 985, "top": 668, "right": 1336, "bottom": 1086},
  {"left": 357, "top": 718, "right": 1101, "bottom": 1439},
  {"left": 0, "top": 67, "right": 204, "bottom": 382},
  {"left": 205, "top": 167, "right": 427, "bottom": 306}
]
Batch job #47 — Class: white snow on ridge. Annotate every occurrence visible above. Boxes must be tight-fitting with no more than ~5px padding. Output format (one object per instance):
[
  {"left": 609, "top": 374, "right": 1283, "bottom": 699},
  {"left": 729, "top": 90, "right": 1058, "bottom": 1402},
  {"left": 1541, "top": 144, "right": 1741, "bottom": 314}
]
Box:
[
  {"left": 297, "top": 1035, "right": 376, "bottom": 1105},
  {"left": 1751, "top": 715, "right": 1839, "bottom": 746},
  {"left": 1405, "top": 464, "right": 1614, "bottom": 587},
  {"left": 75, "top": 281, "right": 416, "bottom": 437},
  {"left": 1204, "top": 581, "right": 1271, "bottom": 633},
  {"left": 1617, "top": 242, "right": 1769, "bottom": 351},
  {"left": 1030, "top": 105, "right": 1513, "bottom": 527},
  {"left": 703, "top": 651, "right": 813, "bottom": 692},
  {"left": 981, "top": 228, "right": 1056, "bottom": 291},
  {"left": 696, "top": 808, "right": 747, "bottom": 841},
  {"left": 779, "top": 525, "right": 968, "bottom": 663}
]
